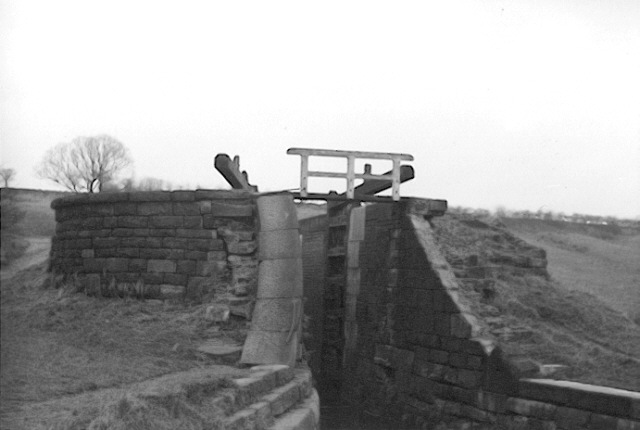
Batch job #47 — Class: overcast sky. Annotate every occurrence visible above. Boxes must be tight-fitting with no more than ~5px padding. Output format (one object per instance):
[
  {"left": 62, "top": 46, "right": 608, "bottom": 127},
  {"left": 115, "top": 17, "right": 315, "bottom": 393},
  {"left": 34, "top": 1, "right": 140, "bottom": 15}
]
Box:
[{"left": 1, "top": 0, "right": 638, "bottom": 218}]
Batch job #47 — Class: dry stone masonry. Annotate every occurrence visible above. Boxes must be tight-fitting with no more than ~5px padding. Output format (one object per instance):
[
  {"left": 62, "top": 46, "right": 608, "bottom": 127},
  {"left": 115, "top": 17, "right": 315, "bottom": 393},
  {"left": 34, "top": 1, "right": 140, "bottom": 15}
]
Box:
[
  {"left": 300, "top": 200, "right": 640, "bottom": 429},
  {"left": 50, "top": 190, "right": 257, "bottom": 303}
]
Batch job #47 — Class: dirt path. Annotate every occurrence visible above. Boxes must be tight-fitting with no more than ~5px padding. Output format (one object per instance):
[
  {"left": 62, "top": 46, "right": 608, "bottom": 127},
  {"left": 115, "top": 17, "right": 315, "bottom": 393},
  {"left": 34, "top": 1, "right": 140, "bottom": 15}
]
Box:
[{"left": 0, "top": 236, "right": 50, "bottom": 281}]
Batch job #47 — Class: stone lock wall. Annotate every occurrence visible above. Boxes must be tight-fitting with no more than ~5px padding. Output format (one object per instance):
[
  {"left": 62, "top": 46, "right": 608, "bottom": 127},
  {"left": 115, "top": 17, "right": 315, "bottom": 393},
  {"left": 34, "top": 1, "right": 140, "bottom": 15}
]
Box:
[
  {"left": 49, "top": 190, "right": 258, "bottom": 302},
  {"left": 300, "top": 201, "right": 640, "bottom": 429}
]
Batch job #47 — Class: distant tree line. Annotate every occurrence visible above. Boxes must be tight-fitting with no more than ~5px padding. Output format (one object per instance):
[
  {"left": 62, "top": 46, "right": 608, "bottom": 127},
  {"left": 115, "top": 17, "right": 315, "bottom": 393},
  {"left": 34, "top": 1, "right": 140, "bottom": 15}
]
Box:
[{"left": 449, "top": 206, "right": 639, "bottom": 229}]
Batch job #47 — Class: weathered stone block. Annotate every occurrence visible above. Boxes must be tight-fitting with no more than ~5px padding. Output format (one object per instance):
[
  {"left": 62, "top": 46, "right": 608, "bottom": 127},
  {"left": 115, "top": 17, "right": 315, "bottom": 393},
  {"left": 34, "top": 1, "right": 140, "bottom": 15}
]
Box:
[
  {"left": 187, "top": 238, "right": 224, "bottom": 252},
  {"left": 198, "top": 200, "right": 211, "bottom": 214},
  {"left": 139, "top": 248, "right": 184, "bottom": 259},
  {"left": 112, "top": 228, "right": 136, "bottom": 237},
  {"left": 173, "top": 202, "right": 200, "bottom": 216},
  {"left": 506, "top": 397, "right": 556, "bottom": 420},
  {"left": 211, "top": 202, "right": 253, "bottom": 217},
  {"left": 175, "top": 228, "right": 214, "bottom": 239},
  {"left": 93, "top": 237, "right": 119, "bottom": 249},
  {"left": 84, "top": 258, "right": 105, "bottom": 272},
  {"left": 456, "top": 369, "right": 482, "bottom": 389},
  {"left": 169, "top": 191, "right": 195, "bottom": 201},
  {"left": 227, "top": 241, "right": 257, "bottom": 255},
  {"left": 162, "top": 237, "right": 189, "bottom": 249},
  {"left": 129, "top": 191, "right": 171, "bottom": 201},
  {"left": 142, "top": 272, "right": 164, "bottom": 284},
  {"left": 128, "top": 259, "right": 147, "bottom": 272},
  {"left": 148, "top": 229, "right": 176, "bottom": 237},
  {"left": 114, "top": 203, "right": 138, "bottom": 215},
  {"left": 176, "top": 260, "right": 196, "bottom": 274},
  {"left": 81, "top": 249, "right": 95, "bottom": 259},
  {"left": 163, "top": 273, "right": 187, "bottom": 286},
  {"left": 149, "top": 216, "right": 183, "bottom": 228},
  {"left": 183, "top": 216, "right": 202, "bottom": 228},
  {"left": 554, "top": 406, "right": 590, "bottom": 429},
  {"left": 196, "top": 260, "right": 226, "bottom": 277},
  {"left": 104, "top": 258, "right": 129, "bottom": 272},
  {"left": 184, "top": 250, "right": 208, "bottom": 260},
  {"left": 450, "top": 313, "right": 474, "bottom": 338},
  {"left": 137, "top": 202, "right": 173, "bottom": 216},
  {"left": 429, "top": 349, "right": 449, "bottom": 365},
  {"left": 207, "top": 251, "right": 228, "bottom": 261},
  {"left": 148, "top": 260, "right": 176, "bottom": 273},
  {"left": 617, "top": 418, "right": 640, "bottom": 430},
  {"left": 589, "top": 413, "right": 619, "bottom": 430},
  {"left": 476, "top": 390, "right": 508, "bottom": 414},
  {"left": 117, "top": 216, "right": 148, "bottom": 228}
]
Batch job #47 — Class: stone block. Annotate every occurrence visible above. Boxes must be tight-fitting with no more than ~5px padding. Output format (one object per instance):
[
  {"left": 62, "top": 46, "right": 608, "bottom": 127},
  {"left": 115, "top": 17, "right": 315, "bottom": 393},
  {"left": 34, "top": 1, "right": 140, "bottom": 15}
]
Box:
[
  {"left": 148, "top": 229, "right": 176, "bottom": 237},
  {"left": 142, "top": 272, "right": 164, "bottom": 284},
  {"left": 198, "top": 200, "right": 211, "bottom": 214},
  {"left": 116, "top": 216, "right": 148, "bottom": 228},
  {"left": 441, "top": 337, "right": 463, "bottom": 352},
  {"left": 554, "top": 406, "right": 590, "bottom": 429},
  {"left": 137, "top": 202, "right": 173, "bottom": 216},
  {"left": 429, "top": 349, "right": 449, "bottom": 365},
  {"left": 450, "top": 313, "right": 473, "bottom": 338},
  {"left": 149, "top": 216, "right": 183, "bottom": 228},
  {"left": 196, "top": 260, "right": 226, "bottom": 277},
  {"left": 506, "top": 397, "right": 556, "bottom": 420},
  {"left": 457, "top": 369, "right": 482, "bottom": 389},
  {"left": 116, "top": 248, "right": 139, "bottom": 258},
  {"left": 104, "top": 258, "right": 129, "bottom": 272},
  {"left": 183, "top": 216, "right": 202, "bottom": 229},
  {"left": 114, "top": 203, "right": 138, "bottom": 215},
  {"left": 227, "top": 241, "right": 257, "bottom": 255},
  {"left": 112, "top": 228, "right": 136, "bottom": 237},
  {"left": 164, "top": 273, "right": 187, "bottom": 286},
  {"left": 129, "top": 191, "right": 171, "bottom": 201},
  {"left": 148, "top": 260, "right": 176, "bottom": 273},
  {"left": 258, "top": 229, "right": 301, "bottom": 260},
  {"left": 175, "top": 228, "right": 215, "bottom": 239},
  {"left": 184, "top": 250, "right": 207, "bottom": 260},
  {"left": 81, "top": 249, "right": 95, "bottom": 258},
  {"left": 476, "top": 390, "right": 508, "bottom": 413},
  {"left": 139, "top": 248, "right": 183, "bottom": 259},
  {"left": 207, "top": 251, "right": 228, "bottom": 261},
  {"left": 170, "top": 191, "right": 195, "bottom": 201},
  {"left": 162, "top": 237, "right": 189, "bottom": 249},
  {"left": 449, "top": 352, "right": 467, "bottom": 368},
  {"left": 434, "top": 313, "right": 451, "bottom": 336},
  {"left": 176, "top": 260, "right": 196, "bottom": 274},
  {"left": 187, "top": 238, "right": 224, "bottom": 252},
  {"left": 93, "top": 237, "right": 119, "bottom": 249},
  {"left": 251, "top": 298, "right": 298, "bottom": 330},
  {"left": 173, "top": 202, "right": 200, "bottom": 216},
  {"left": 82, "top": 258, "right": 107, "bottom": 273},
  {"left": 128, "top": 259, "right": 147, "bottom": 272},
  {"left": 617, "top": 418, "right": 640, "bottom": 430},
  {"left": 589, "top": 414, "right": 619, "bottom": 430},
  {"left": 211, "top": 201, "right": 254, "bottom": 217}
]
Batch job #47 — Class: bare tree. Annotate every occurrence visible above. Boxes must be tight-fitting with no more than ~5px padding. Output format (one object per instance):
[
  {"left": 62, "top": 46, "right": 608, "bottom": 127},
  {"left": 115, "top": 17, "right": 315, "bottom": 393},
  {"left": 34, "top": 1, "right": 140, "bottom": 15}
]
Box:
[
  {"left": 0, "top": 167, "right": 16, "bottom": 187},
  {"left": 36, "top": 135, "right": 132, "bottom": 192}
]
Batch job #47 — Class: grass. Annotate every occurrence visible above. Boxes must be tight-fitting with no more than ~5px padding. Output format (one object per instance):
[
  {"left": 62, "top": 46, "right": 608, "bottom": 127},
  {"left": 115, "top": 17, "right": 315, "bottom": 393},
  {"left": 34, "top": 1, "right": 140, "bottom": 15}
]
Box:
[
  {"left": 0, "top": 261, "right": 249, "bottom": 429},
  {"left": 430, "top": 213, "right": 640, "bottom": 391},
  {"left": 502, "top": 217, "right": 640, "bottom": 323}
]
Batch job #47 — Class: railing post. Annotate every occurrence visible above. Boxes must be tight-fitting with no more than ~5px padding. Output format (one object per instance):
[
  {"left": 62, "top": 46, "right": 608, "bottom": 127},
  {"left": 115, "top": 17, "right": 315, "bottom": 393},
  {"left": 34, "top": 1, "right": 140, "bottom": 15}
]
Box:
[{"left": 300, "top": 154, "right": 309, "bottom": 198}]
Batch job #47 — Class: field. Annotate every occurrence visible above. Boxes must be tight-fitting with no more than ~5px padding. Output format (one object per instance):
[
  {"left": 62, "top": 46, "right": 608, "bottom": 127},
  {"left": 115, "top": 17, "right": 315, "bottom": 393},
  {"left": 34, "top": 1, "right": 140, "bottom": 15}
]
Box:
[
  {"left": 502, "top": 217, "right": 640, "bottom": 323},
  {"left": 1, "top": 190, "right": 639, "bottom": 428}
]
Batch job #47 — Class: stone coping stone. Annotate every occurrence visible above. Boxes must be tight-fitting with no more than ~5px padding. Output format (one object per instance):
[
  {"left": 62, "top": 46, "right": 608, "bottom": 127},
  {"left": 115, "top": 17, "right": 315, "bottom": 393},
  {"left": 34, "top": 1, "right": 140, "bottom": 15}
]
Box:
[
  {"left": 52, "top": 189, "right": 254, "bottom": 209},
  {"left": 519, "top": 378, "right": 640, "bottom": 418}
]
